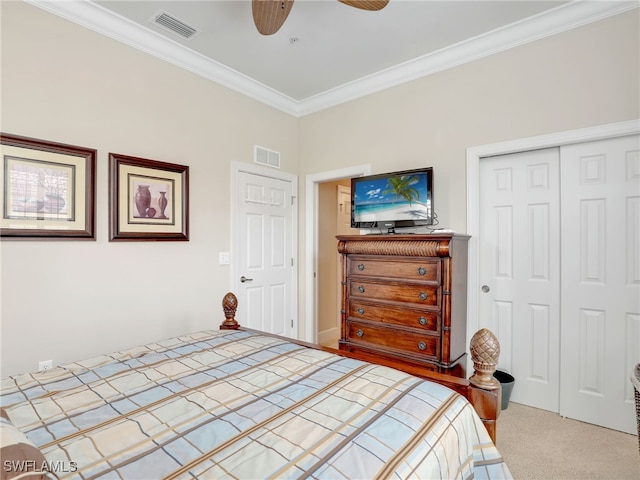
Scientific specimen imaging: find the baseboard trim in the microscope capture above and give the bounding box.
[317,327,340,347]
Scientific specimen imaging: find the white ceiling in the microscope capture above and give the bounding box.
[26,0,638,116]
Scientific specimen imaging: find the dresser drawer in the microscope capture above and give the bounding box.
[348,280,440,307]
[348,299,440,332]
[345,321,440,360]
[348,257,440,283]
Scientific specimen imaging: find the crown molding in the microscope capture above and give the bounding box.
[25,0,639,118]
[297,1,639,116]
[23,0,300,114]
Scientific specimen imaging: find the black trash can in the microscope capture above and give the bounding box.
[494,370,515,410]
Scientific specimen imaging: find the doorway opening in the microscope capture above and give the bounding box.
[304,165,371,344]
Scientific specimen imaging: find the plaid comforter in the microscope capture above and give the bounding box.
[1,330,511,479]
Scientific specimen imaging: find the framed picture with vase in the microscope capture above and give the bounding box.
[108,153,189,241]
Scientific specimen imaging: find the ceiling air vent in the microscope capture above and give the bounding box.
[151,11,199,39]
[254,146,281,169]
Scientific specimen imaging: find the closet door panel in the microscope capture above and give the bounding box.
[560,134,640,434]
[478,148,561,412]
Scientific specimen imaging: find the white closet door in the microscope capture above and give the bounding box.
[560,135,640,434]
[478,148,561,412]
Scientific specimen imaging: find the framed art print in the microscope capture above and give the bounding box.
[1,133,96,239]
[109,153,189,241]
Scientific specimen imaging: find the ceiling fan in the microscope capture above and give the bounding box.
[252,0,389,35]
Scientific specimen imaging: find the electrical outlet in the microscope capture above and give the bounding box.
[38,360,53,372]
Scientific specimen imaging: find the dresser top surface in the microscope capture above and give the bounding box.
[336,233,470,241]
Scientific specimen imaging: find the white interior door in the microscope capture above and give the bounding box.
[478,148,561,412]
[235,169,295,337]
[559,135,640,434]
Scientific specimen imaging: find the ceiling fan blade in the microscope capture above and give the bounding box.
[252,0,295,35]
[338,0,389,11]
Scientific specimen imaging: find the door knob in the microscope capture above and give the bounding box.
[240,276,254,283]
[481,285,490,293]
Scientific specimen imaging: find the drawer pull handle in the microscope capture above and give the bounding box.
[419,292,428,301]
[418,266,426,276]
[357,308,365,315]
[356,329,364,337]
[418,342,427,351]
[358,285,365,293]
[419,317,427,326]
[357,263,365,271]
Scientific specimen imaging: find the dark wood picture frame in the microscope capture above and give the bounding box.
[109,153,189,241]
[0,133,96,239]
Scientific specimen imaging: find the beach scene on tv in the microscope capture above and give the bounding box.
[353,172,431,223]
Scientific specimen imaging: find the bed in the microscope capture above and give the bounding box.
[1,293,511,480]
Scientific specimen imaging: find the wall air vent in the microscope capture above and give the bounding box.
[151,11,199,39]
[254,146,281,169]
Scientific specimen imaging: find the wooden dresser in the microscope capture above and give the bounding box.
[337,234,469,374]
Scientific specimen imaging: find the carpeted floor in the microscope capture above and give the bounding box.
[496,402,639,479]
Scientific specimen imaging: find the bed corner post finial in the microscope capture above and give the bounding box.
[469,328,501,390]
[220,292,240,330]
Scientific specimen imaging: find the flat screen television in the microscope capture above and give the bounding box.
[351,167,434,232]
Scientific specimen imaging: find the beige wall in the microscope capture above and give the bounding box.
[296,11,638,342]
[298,10,640,234]
[1,2,638,375]
[0,2,298,376]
